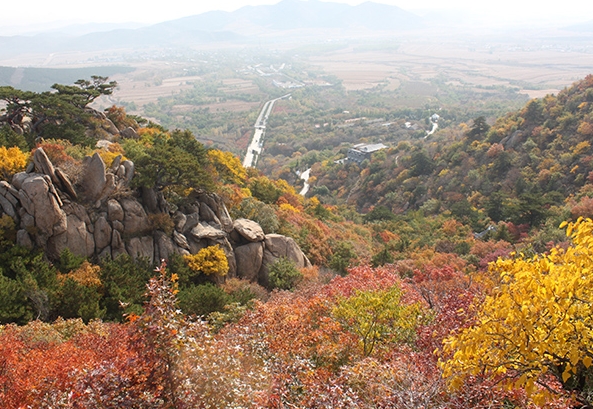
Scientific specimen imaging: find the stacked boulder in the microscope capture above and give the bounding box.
[2,148,310,287]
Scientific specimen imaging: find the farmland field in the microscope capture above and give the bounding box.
[309,36,593,97]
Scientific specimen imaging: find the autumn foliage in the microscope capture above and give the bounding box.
[0,146,28,180]
[442,217,593,407]
[183,244,229,276]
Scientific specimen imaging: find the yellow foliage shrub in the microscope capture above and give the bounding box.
[278,202,300,213]
[0,146,29,180]
[184,245,229,276]
[94,142,126,168]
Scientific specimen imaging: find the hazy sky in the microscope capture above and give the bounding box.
[2,0,592,35]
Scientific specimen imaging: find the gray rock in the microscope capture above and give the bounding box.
[199,203,221,225]
[103,118,119,135]
[20,213,34,229]
[259,234,311,287]
[501,130,524,149]
[182,212,200,233]
[18,174,67,238]
[110,155,122,173]
[116,165,126,178]
[98,246,112,261]
[12,172,29,190]
[187,236,207,254]
[94,216,112,251]
[0,181,19,206]
[111,230,127,259]
[16,229,33,249]
[18,189,34,215]
[96,140,113,150]
[190,222,226,240]
[173,211,187,232]
[67,214,96,257]
[55,169,77,200]
[197,193,220,215]
[197,193,233,231]
[0,195,17,219]
[142,187,159,214]
[46,177,63,208]
[173,230,190,250]
[48,213,95,259]
[98,173,116,202]
[63,202,91,226]
[33,148,58,184]
[122,160,134,183]
[155,191,170,214]
[112,220,124,233]
[120,198,149,236]
[107,199,124,222]
[154,231,179,261]
[183,204,200,214]
[233,218,265,242]
[235,242,264,282]
[214,199,234,233]
[229,229,242,243]
[120,127,139,139]
[127,236,154,263]
[81,153,107,202]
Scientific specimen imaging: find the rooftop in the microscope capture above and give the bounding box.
[352,143,387,153]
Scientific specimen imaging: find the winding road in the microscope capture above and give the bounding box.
[424,120,438,139]
[299,168,311,196]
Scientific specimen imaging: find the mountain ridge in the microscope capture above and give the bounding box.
[0,0,423,59]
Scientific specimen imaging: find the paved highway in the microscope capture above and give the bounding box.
[243,93,291,168]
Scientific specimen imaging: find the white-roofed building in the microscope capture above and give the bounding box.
[347,143,387,163]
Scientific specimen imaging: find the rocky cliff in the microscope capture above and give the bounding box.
[1,148,310,286]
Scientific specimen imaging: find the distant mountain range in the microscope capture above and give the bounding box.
[0,0,423,58]
[156,0,423,32]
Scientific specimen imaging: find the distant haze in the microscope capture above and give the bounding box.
[2,0,593,36]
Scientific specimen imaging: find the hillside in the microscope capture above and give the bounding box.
[2,76,593,407]
[312,75,593,233]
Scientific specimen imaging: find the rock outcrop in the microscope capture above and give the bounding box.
[2,148,310,286]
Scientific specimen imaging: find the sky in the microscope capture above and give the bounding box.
[2,0,593,36]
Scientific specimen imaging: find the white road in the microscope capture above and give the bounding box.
[299,168,311,196]
[424,120,439,139]
[243,93,291,168]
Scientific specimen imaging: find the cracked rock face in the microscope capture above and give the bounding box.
[234,242,264,282]
[81,152,107,202]
[2,151,311,286]
[18,174,67,239]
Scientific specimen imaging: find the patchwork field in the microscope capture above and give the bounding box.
[308,32,593,96]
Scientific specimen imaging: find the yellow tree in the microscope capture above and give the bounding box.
[207,149,247,185]
[441,217,593,406]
